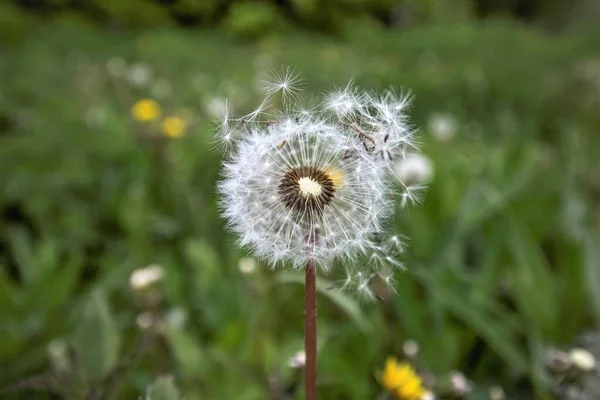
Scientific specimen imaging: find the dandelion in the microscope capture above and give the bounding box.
[380,357,432,400]
[132,99,161,122]
[161,116,187,138]
[215,68,420,399]
[217,74,416,272]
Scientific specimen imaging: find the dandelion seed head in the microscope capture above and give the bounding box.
[216,69,422,289]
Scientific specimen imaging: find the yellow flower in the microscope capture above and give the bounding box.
[161,116,187,138]
[131,99,161,122]
[381,357,430,400]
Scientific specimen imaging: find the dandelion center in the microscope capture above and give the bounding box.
[278,166,336,215]
[298,177,323,197]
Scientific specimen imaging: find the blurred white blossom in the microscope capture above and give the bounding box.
[449,371,472,396]
[428,113,457,142]
[127,63,152,88]
[238,257,257,274]
[129,264,164,291]
[569,348,596,372]
[394,153,434,186]
[288,350,306,368]
[136,312,154,330]
[489,385,505,400]
[402,339,420,358]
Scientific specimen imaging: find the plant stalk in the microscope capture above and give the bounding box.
[305,260,317,400]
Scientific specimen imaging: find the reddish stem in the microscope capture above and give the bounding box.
[305,260,317,400]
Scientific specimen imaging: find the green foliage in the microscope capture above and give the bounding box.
[145,376,179,400]
[0,20,599,399]
[72,291,121,381]
[0,1,31,44]
[222,2,287,39]
[3,0,598,40]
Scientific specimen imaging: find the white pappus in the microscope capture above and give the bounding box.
[215,68,422,298]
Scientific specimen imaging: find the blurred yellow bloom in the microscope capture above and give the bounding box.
[381,357,430,400]
[131,99,161,122]
[161,116,187,138]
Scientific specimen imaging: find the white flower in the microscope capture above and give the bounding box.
[394,153,434,185]
[569,348,596,372]
[402,339,420,358]
[127,62,152,88]
[288,350,306,368]
[136,312,154,329]
[216,68,420,293]
[238,257,257,274]
[449,371,472,396]
[489,385,505,400]
[428,113,456,142]
[129,264,164,291]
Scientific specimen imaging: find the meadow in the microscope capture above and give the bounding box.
[1,18,600,399]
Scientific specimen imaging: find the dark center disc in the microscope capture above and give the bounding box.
[278,166,336,216]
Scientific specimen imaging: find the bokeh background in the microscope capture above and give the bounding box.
[1,1,600,399]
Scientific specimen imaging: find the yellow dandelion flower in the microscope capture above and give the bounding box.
[131,99,161,122]
[381,357,431,400]
[161,116,187,138]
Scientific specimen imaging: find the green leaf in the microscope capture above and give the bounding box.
[505,216,557,337]
[420,270,528,374]
[162,326,207,379]
[72,290,121,381]
[583,233,600,325]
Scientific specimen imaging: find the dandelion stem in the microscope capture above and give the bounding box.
[305,259,317,400]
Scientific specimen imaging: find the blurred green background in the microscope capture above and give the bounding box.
[1,1,600,399]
